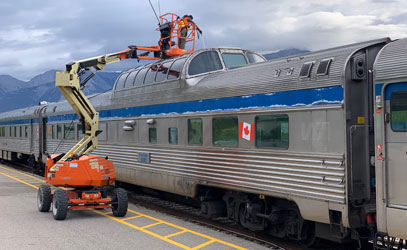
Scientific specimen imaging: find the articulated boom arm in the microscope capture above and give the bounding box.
[52,49,136,166]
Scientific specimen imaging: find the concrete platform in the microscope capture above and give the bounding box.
[0,165,277,250]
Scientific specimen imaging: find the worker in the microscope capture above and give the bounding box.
[179,15,202,49]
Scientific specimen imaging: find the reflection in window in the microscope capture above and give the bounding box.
[124,70,139,88]
[188,118,202,145]
[247,53,265,63]
[144,65,159,84]
[149,128,157,143]
[77,123,83,139]
[256,115,289,149]
[188,51,222,76]
[222,53,247,69]
[155,62,172,82]
[57,124,62,139]
[115,73,129,90]
[168,58,186,80]
[391,91,407,131]
[64,124,75,140]
[213,117,238,147]
[168,127,178,144]
[134,68,149,86]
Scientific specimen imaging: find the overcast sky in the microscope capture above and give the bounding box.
[0,0,406,80]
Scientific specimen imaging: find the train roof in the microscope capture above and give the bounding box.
[374,37,407,82]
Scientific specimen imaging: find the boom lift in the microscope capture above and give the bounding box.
[36,12,200,220]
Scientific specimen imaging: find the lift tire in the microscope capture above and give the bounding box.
[112,188,128,217]
[52,189,68,220]
[37,184,52,212]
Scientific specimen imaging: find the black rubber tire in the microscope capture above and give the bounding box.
[37,185,51,212]
[52,189,69,220]
[112,188,128,217]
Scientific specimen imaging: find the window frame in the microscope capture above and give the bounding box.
[212,116,239,147]
[255,114,289,149]
[168,127,178,145]
[390,91,407,132]
[149,127,157,144]
[187,51,224,77]
[188,118,203,145]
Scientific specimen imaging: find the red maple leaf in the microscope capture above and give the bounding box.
[244,126,250,135]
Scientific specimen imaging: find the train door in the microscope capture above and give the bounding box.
[380,82,407,238]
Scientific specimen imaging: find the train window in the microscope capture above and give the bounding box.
[64,124,75,140]
[144,65,159,85]
[188,51,222,76]
[155,62,173,82]
[149,128,157,144]
[246,53,265,63]
[124,70,139,88]
[19,126,22,138]
[114,72,130,91]
[12,127,16,137]
[168,127,178,144]
[51,125,55,139]
[316,59,332,76]
[134,67,149,86]
[390,91,407,131]
[299,62,314,78]
[188,118,203,145]
[57,125,62,139]
[2,127,5,137]
[0,127,2,137]
[212,117,238,147]
[168,58,186,80]
[222,53,247,69]
[77,123,83,139]
[255,115,289,149]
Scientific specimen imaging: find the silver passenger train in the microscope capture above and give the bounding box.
[1,38,407,247]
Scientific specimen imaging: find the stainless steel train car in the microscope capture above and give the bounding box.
[1,39,407,247]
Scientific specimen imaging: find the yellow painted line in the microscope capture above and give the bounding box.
[141,221,162,229]
[0,166,247,250]
[192,239,216,250]
[164,230,187,239]
[0,171,39,190]
[0,165,45,182]
[127,209,248,250]
[121,215,142,221]
[93,209,193,250]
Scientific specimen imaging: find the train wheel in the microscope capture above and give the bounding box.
[112,188,128,217]
[300,221,320,247]
[37,184,51,212]
[52,189,68,220]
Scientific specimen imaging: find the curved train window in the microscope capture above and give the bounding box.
[299,62,314,78]
[144,65,159,84]
[64,124,75,140]
[155,61,173,82]
[188,118,202,145]
[390,91,407,131]
[124,70,139,88]
[188,51,222,76]
[134,67,149,86]
[317,59,332,76]
[168,58,186,80]
[255,115,289,149]
[222,53,247,69]
[246,53,265,63]
[168,127,178,144]
[115,72,129,91]
[213,117,238,147]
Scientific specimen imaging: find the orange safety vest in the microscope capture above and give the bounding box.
[180,17,191,29]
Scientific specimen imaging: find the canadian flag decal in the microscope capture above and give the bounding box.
[239,122,254,141]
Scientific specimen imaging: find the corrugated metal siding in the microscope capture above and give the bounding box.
[374,38,407,82]
[47,141,345,203]
[0,139,31,154]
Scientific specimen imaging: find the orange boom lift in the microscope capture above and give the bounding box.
[36,12,200,220]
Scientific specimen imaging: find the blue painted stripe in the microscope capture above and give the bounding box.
[0,118,39,126]
[384,82,407,100]
[5,86,344,125]
[375,83,384,96]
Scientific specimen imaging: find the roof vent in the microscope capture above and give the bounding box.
[316,59,332,76]
[299,62,314,78]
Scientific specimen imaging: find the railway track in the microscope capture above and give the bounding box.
[4,161,362,250]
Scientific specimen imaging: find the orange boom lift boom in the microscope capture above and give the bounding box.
[36,12,200,220]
